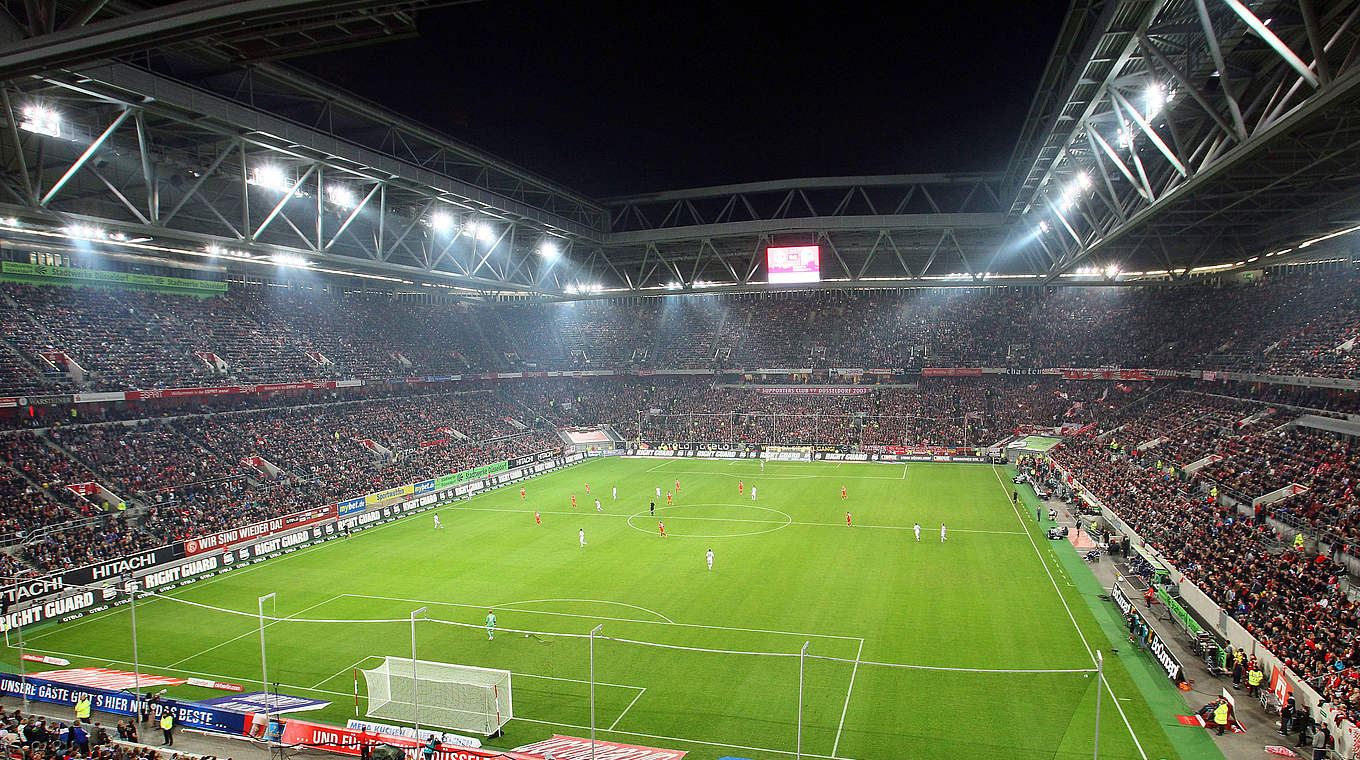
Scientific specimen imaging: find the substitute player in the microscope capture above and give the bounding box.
[485,610,496,641]
[706,548,714,570]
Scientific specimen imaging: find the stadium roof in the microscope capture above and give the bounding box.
[0,0,1357,297]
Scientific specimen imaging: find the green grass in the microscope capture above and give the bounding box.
[1019,435,1064,451]
[3,458,1190,760]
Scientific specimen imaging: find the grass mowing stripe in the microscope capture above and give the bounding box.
[993,465,1150,760]
[1047,533,1226,760]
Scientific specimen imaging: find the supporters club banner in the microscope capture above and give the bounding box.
[921,367,984,377]
[1061,368,1154,381]
[755,387,869,395]
[0,671,248,734]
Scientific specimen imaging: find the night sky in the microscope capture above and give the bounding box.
[294,1,1070,198]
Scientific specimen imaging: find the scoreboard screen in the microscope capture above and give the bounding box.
[766,246,821,284]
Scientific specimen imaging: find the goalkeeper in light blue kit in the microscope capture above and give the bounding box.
[485,610,496,640]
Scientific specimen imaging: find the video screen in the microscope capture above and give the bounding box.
[766,246,821,283]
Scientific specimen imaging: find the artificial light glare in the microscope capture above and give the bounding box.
[250,165,291,192]
[429,212,455,234]
[19,105,60,137]
[325,184,357,210]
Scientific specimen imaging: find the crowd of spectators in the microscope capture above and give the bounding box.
[0,266,1354,395]
[1047,433,1360,713]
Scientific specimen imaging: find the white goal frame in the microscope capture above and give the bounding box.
[361,656,511,736]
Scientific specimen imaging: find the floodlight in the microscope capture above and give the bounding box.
[538,240,560,259]
[1105,265,1120,278]
[19,105,60,137]
[325,184,357,210]
[63,223,105,240]
[1145,83,1167,119]
[1038,220,1050,233]
[270,253,309,267]
[251,165,290,192]
[1076,171,1092,189]
[429,212,455,234]
[475,222,497,243]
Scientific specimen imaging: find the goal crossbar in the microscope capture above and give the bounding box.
[361,656,511,736]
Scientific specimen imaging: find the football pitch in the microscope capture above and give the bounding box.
[3,459,1199,760]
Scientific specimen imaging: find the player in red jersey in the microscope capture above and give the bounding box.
[666,491,673,505]
[841,486,847,500]
[570,494,577,509]
[585,483,590,495]
[659,522,666,537]
[675,479,680,493]
[520,487,526,500]
[534,511,541,525]
[846,511,852,526]
[738,480,744,495]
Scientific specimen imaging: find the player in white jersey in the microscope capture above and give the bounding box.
[612,486,617,501]
[595,499,603,512]
[579,528,586,547]
[656,486,662,498]
[914,522,921,541]
[940,523,948,542]
[706,548,714,570]
[751,486,757,500]
[760,458,765,472]
[433,514,444,529]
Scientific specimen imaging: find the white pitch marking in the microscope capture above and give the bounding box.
[991,465,1149,760]
[608,686,647,731]
[832,637,864,756]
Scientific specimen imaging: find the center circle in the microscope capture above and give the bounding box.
[625,503,793,538]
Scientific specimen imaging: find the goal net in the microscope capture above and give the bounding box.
[361,656,512,736]
[762,445,813,462]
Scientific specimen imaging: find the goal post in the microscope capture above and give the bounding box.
[761,445,813,462]
[360,657,511,736]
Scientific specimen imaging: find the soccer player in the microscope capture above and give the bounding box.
[534,511,541,525]
[706,548,714,570]
[579,528,586,547]
[940,523,948,542]
[656,486,662,498]
[760,458,765,472]
[520,487,526,500]
[585,483,590,495]
[595,499,603,512]
[846,511,852,527]
[751,486,757,500]
[612,486,617,501]
[666,491,673,505]
[738,480,744,495]
[571,494,577,509]
[913,522,921,542]
[658,522,666,537]
[433,514,444,529]
[649,501,655,516]
[841,486,847,500]
[485,610,496,641]
[675,479,680,493]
